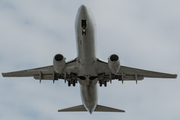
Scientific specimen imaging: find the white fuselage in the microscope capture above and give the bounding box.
[75,5,98,114]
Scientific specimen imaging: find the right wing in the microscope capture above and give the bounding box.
[2,65,59,81]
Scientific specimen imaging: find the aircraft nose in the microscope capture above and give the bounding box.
[80,4,87,11]
[79,4,88,17]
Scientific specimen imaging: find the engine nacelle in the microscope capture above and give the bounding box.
[53,54,66,73]
[108,54,120,74]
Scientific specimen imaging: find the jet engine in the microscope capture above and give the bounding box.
[53,54,66,73]
[108,54,120,74]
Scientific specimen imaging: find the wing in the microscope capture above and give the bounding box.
[2,65,59,81]
[2,58,78,82]
[118,66,177,79]
[97,59,177,82]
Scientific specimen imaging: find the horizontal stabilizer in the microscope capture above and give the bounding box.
[95,105,125,112]
[58,104,125,113]
[58,105,87,112]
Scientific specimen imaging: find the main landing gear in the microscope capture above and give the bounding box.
[99,80,107,87]
[68,80,76,87]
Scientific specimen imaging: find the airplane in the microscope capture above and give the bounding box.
[2,4,177,114]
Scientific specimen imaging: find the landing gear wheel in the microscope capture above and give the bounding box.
[104,81,107,87]
[99,81,102,87]
[73,80,76,86]
[68,81,71,87]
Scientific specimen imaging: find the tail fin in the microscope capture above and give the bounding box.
[58,105,87,112]
[95,105,125,112]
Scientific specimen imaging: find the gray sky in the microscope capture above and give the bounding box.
[0,0,180,120]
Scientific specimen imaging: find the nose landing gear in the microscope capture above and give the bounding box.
[82,20,87,35]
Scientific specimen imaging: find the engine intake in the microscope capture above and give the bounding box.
[108,54,120,74]
[110,54,119,61]
[55,54,63,61]
[53,54,66,73]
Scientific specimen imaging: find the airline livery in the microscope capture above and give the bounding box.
[2,5,177,114]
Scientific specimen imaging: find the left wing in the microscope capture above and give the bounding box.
[97,59,177,82]
[118,65,177,79]
[2,58,78,82]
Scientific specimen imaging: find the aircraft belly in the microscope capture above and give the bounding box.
[77,31,97,78]
[75,4,99,113]
[77,33,96,61]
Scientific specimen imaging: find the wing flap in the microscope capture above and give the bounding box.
[113,74,144,80]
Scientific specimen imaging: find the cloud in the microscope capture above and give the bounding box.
[0,0,179,120]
